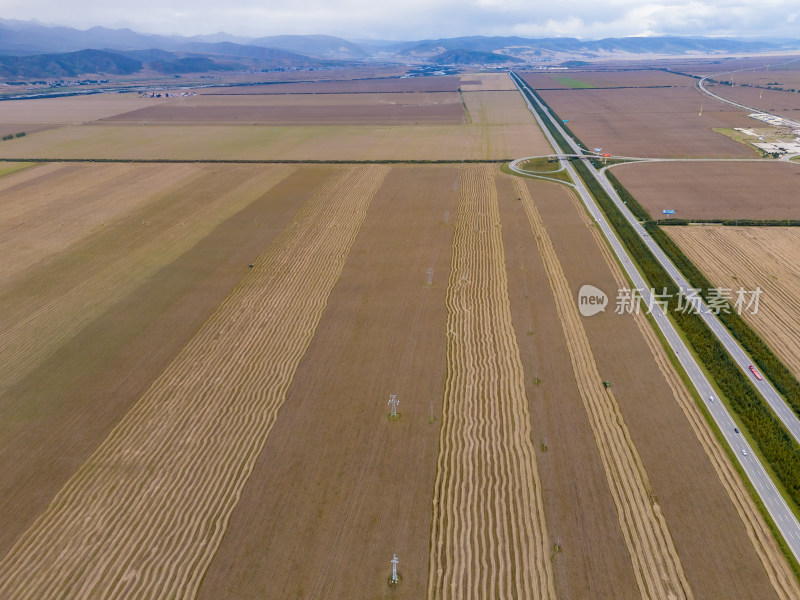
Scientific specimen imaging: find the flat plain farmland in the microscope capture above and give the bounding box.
[195,75,461,94]
[612,161,800,219]
[706,83,800,113]
[535,86,757,158]
[0,164,391,598]
[459,72,518,90]
[101,91,465,125]
[0,93,151,137]
[720,66,800,90]
[521,70,694,89]
[503,176,792,600]
[197,165,458,600]
[0,163,345,555]
[0,79,549,160]
[667,226,800,380]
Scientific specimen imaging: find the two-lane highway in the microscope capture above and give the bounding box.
[510,70,800,562]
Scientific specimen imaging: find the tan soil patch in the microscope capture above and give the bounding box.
[459,73,517,91]
[613,161,800,220]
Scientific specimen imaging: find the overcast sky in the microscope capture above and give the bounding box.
[2,0,798,40]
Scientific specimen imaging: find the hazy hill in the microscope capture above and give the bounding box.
[248,34,367,60]
[0,49,142,78]
[430,49,523,65]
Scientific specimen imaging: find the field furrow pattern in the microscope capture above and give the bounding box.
[0,165,390,599]
[427,165,556,600]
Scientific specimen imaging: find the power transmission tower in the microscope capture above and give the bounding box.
[390,553,399,585]
[388,394,399,420]
[427,267,434,286]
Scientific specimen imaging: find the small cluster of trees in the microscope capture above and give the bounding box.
[1,132,26,141]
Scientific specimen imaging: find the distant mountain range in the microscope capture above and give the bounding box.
[1,19,798,79]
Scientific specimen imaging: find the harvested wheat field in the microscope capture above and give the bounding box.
[612,160,800,220]
[667,226,800,380]
[197,165,459,600]
[0,159,797,599]
[0,163,341,557]
[504,176,793,600]
[536,86,757,158]
[426,165,556,600]
[0,164,390,597]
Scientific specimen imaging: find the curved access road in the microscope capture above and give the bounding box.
[510,70,800,563]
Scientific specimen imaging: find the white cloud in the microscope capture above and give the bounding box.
[2,0,798,40]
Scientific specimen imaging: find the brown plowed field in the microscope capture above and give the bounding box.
[707,83,800,113]
[102,92,465,125]
[536,86,756,158]
[197,165,458,600]
[612,161,800,220]
[427,165,556,600]
[667,226,800,380]
[196,75,461,94]
[522,70,693,89]
[0,165,389,597]
[525,178,785,599]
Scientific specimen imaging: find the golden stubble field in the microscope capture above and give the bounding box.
[667,226,800,380]
[0,71,797,600]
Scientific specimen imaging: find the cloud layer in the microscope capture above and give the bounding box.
[3,0,798,40]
